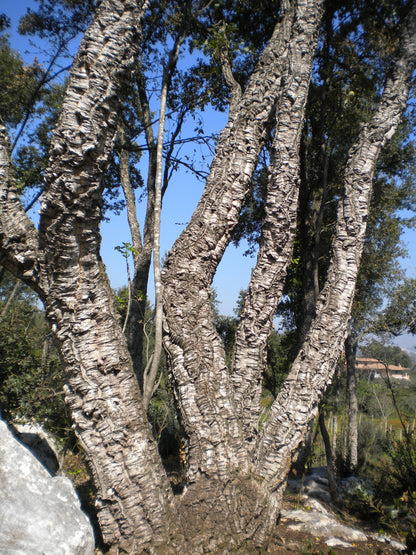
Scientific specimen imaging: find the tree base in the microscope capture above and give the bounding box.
[167,473,276,554]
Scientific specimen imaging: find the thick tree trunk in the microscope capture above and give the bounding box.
[1,2,174,551]
[161,1,323,550]
[255,1,416,536]
[39,2,174,548]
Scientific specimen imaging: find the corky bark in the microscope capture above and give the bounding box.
[230,0,323,443]
[160,2,324,550]
[1,1,174,551]
[255,0,416,519]
[0,124,40,292]
[162,0,324,485]
[2,0,415,552]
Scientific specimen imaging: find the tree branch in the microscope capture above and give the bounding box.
[231,0,323,444]
[255,0,416,514]
[0,121,41,295]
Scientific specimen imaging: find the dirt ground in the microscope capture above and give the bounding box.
[268,523,403,554]
[64,452,408,554]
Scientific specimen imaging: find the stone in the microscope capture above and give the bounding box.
[10,420,60,475]
[283,466,406,552]
[0,419,95,555]
[287,467,332,503]
[326,537,354,548]
[282,507,368,542]
[370,533,406,551]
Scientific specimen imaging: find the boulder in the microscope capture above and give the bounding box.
[10,420,60,475]
[281,507,368,543]
[284,466,406,552]
[0,419,95,555]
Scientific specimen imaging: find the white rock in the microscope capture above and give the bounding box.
[284,508,367,542]
[0,419,95,554]
[326,537,354,548]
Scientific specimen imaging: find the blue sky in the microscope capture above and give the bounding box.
[4,1,416,353]
[4,0,255,316]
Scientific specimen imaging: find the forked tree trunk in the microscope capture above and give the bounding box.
[163,0,415,551]
[254,2,416,537]
[162,0,316,483]
[162,0,323,549]
[1,0,415,553]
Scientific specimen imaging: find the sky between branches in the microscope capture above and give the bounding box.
[5,0,416,354]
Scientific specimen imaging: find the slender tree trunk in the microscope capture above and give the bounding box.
[0,278,20,323]
[143,30,186,410]
[122,64,157,390]
[319,410,341,506]
[345,333,359,472]
[123,44,187,393]
[331,365,340,460]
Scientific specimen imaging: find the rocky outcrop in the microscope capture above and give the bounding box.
[0,418,95,554]
[10,420,61,475]
[284,467,406,551]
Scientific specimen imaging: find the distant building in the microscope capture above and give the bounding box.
[355,357,411,381]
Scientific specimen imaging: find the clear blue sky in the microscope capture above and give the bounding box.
[4,1,416,354]
[4,0,255,316]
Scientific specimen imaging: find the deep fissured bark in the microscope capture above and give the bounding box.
[1,1,173,551]
[1,0,415,552]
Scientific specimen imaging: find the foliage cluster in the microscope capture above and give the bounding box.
[0,272,69,436]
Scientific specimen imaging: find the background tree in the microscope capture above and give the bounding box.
[0,270,66,430]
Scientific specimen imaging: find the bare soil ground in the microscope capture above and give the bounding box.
[64,452,407,554]
[268,495,406,554]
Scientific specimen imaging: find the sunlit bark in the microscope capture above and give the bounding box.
[162,0,322,484]
[1,0,415,552]
[230,0,323,442]
[255,0,416,520]
[1,1,174,551]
